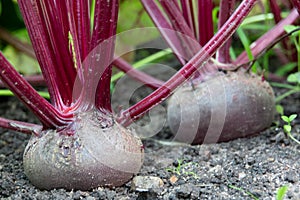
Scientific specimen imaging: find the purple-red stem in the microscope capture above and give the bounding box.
[270,0,293,60]
[234,8,299,65]
[113,57,164,89]
[216,0,236,63]
[270,0,282,23]
[180,0,196,37]
[0,26,162,90]
[0,117,42,135]
[197,0,214,46]
[73,0,91,60]
[77,0,118,111]
[0,53,72,128]
[119,0,258,126]
[141,0,187,65]
[0,28,36,59]
[18,0,69,110]
[0,75,45,88]
[291,0,300,14]
[39,1,78,106]
[159,0,199,60]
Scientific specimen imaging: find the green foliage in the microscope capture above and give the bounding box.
[212,6,220,33]
[2,45,40,75]
[276,104,284,116]
[68,31,78,69]
[0,89,49,99]
[236,27,259,73]
[273,72,300,103]
[228,185,259,200]
[117,1,158,46]
[287,72,300,84]
[229,184,290,200]
[276,185,289,200]
[111,48,172,83]
[281,113,300,145]
[284,25,300,72]
[166,159,199,179]
[275,62,297,76]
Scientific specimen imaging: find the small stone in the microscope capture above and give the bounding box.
[169,175,178,184]
[175,183,199,198]
[285,172,298,183]
[131,176,164,192]
[203,150,211,161]
[238,172,246,180]
[119,197,130,200]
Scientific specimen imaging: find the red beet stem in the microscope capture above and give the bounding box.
[216,0,236,63]
[75,0,118,112]
[0,28,36,59]
[141,0,187,65]
[180,0,196,37]
[234,8,299,65]
[197,0,214,46]
[291,0,300,14]
[0,117,42,135]
[18,0,75,109]
[0,53,72,128]
[113,57,164,89]
[73,0,91,60]
[118,0,258,126]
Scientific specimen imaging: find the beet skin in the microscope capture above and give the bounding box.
[167,71,276,144]
[23,110,144,190]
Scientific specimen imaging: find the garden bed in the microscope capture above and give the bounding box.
[0,78,299,199]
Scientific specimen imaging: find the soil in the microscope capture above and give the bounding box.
[0,67,300,199]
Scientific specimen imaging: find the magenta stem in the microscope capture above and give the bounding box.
[180,0,196,37]
[216,0,236,63]
[141,0,186,65]
[0,75,45,88]
[113,57,164,89]
[197,0,214,46]
[234,8,299,65]
[269,0,282,23]
[291,0,300,14]
[159,0,199,60]
[0,53,72,128]
[18,0,68,110]
[73,0,91,60]
[0,28,36,59]
[77,0,118,111]
[119,0,258,126]
[0,117,42,136]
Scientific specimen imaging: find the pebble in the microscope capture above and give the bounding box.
[169,175,178,184]
[131,176,164,192]
[285,171,299,183]
[238,172,247,180]
[175,183,200,199]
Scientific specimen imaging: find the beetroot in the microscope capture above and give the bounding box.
[23,110,143,190]
[167,71,276,144]
[0,0,290,191]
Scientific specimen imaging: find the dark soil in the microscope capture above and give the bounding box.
[0,70,300,199]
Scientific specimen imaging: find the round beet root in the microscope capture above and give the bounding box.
[23,110,144,190]
[167,71,275,144]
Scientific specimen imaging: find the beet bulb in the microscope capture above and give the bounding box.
[23,109,144,190]
[167,71,276,144]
